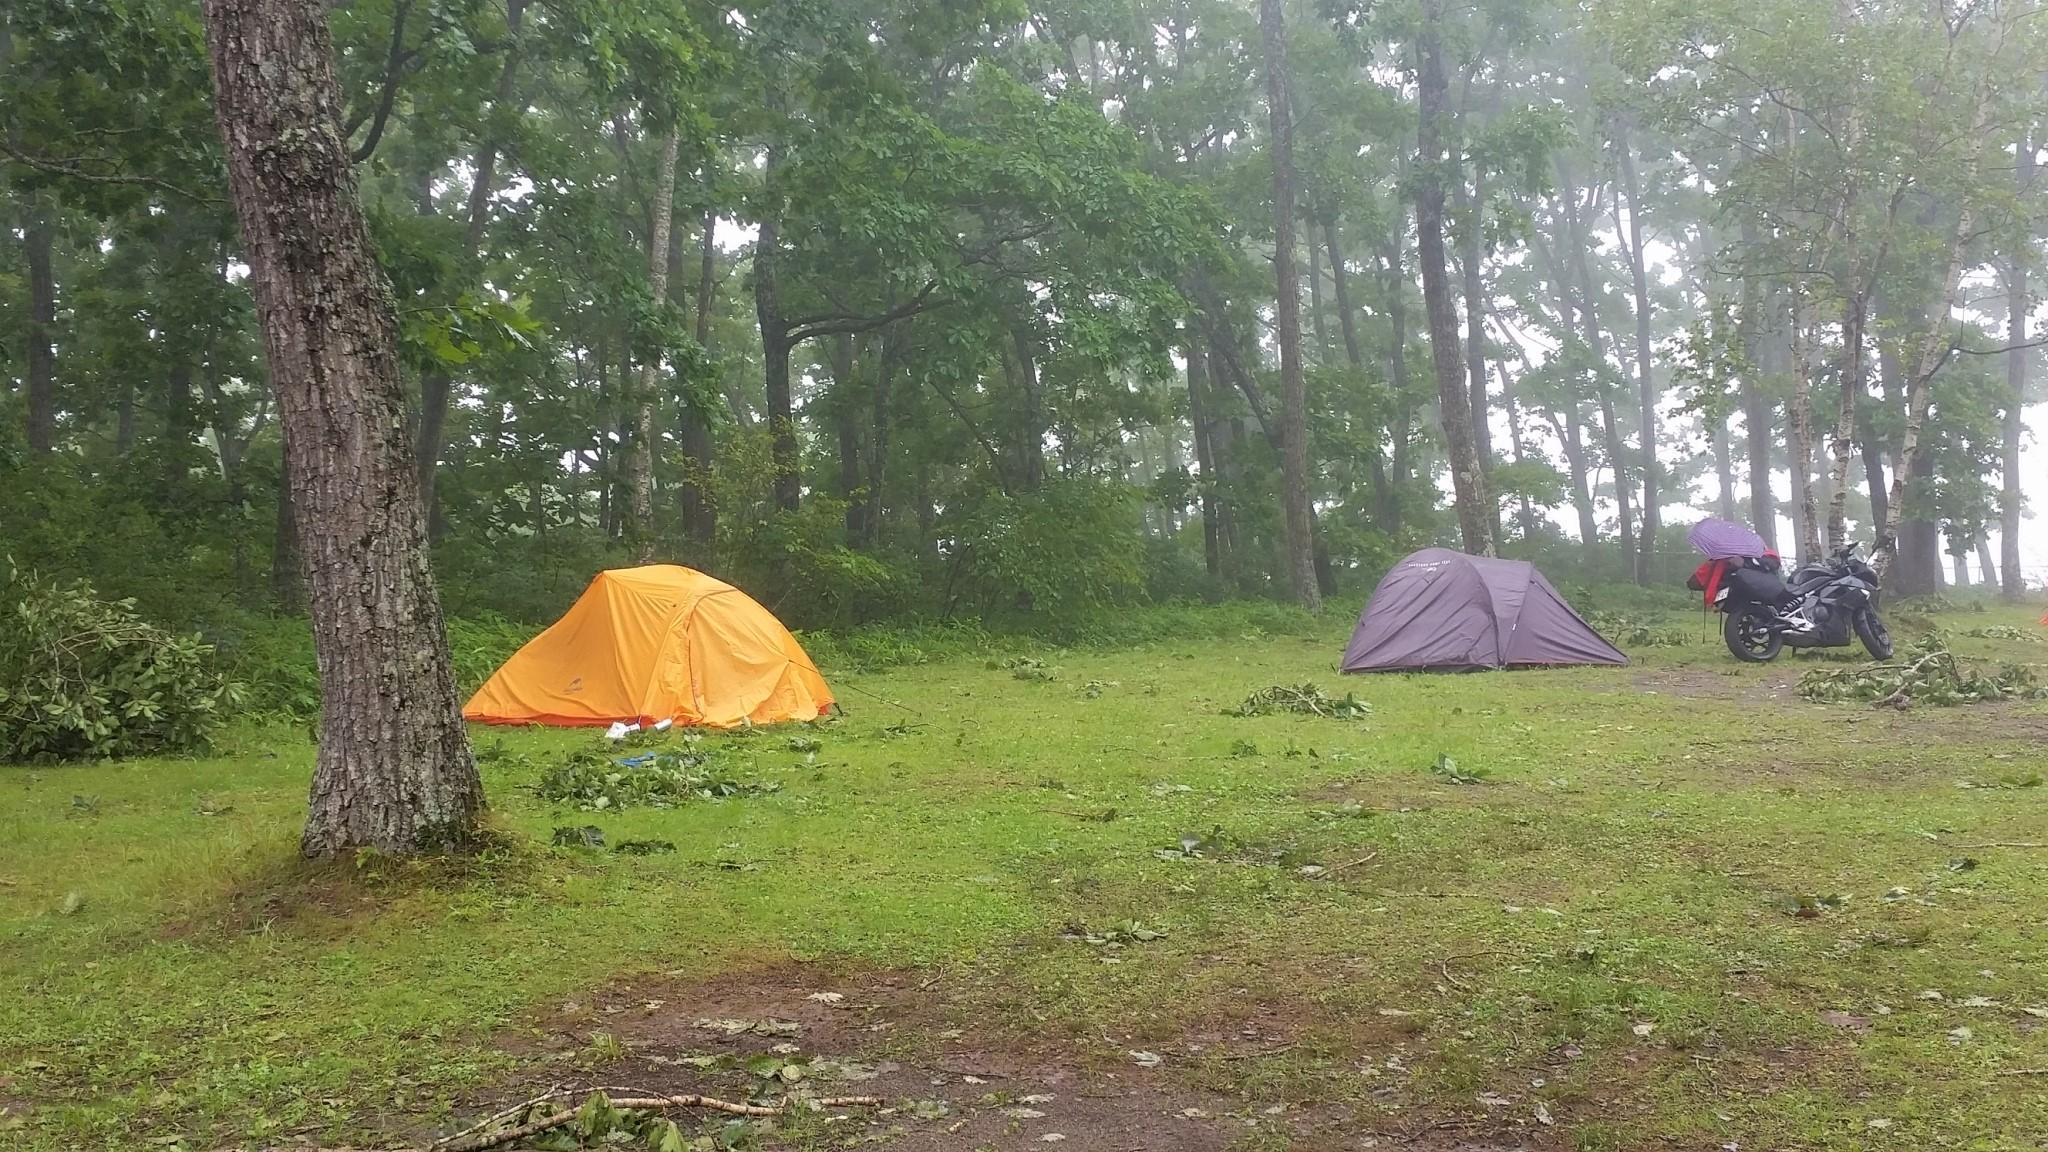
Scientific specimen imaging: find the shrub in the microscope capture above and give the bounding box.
[0,565,242,761]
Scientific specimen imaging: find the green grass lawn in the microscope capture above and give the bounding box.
[5,600,2047,1151]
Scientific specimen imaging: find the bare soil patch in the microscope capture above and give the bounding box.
[472,960,1540,1151]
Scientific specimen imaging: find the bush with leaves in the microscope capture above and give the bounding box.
[1797,633,2047,709]
[0,565,242,761]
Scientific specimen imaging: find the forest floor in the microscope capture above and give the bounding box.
[5,599,2048,1152]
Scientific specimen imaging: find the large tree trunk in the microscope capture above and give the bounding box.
[1260,0,1321,607]
[1616,132,1659,581]
[271,468,302,612]
[627,129,681,561]
[1977,533,1997,590]
[203,0,480,856]
[24,201,56,456]
[1414,0,1494,557]
[2004,140,2032,599]
[417,0,527,533]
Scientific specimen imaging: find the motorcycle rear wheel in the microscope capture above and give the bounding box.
[1855,610,1894,660]
[1724,607,1783,663]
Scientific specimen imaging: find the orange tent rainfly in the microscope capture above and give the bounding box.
[464,565,833,729]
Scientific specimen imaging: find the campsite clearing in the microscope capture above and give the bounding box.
[4,602,2047,1151]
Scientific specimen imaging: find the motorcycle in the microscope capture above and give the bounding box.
[1711,543,1894,664]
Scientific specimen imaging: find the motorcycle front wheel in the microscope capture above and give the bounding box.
[1724,607,1783,663]
[1855,610,1894,660]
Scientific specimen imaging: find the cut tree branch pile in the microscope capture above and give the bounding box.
[214,1089,884,1152]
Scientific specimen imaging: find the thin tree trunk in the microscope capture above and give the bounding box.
[866,325,895,548]
[1185,328,1224,579]
[1457,175,1493,472]
[1260,0,1321,607]
[627,129,680,561]
[1825,284,1872,549]
[1380,239,1412,533]
[679,210,717,555]
[1616,131,1659,581]
[1495,358,1538,538]
[1414,0,1493,557]
[1699,418,1732,527]
[1787,290,1822,562]
[755,138,801,513]
[1326,217,1390,524]
[203,0,480,856]
[1307,213,1330,362]
[1858,405,1888,542]
[1011,320,1047,490]
[2003,139,2032,599]
[24,202,56,455]
[831,332,864,539]
[417,0,526,532]
[1881,85,1994,580]
[1977,533,1997,589]
[1737,225,1777,547]
[1560,174,1631,563]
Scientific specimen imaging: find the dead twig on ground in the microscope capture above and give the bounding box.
[428,1089,882,1152]
[1310,851,1378,879]
[1998,1067,2048,1077]
[1218,1044,1296,1061]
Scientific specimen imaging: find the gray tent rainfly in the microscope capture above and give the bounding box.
[1341,549,1627,673]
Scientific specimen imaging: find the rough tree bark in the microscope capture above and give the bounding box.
[1414,0,1494,557]
[1259,0,1321,608]
[202,0,480,856]
[627,129,681,561]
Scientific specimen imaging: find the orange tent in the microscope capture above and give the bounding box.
[464,565,833,729]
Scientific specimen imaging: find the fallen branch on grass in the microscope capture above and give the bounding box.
[428,1089,883,1152]
[1310,851,1378,880]
[1998,1068,2048,1077]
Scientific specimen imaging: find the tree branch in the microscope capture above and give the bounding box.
[348,0,417,162]
[0,142,222,204]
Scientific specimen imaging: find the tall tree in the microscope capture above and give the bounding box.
[1260,0,1320,609]
[202,0,481,855]
[1414,0,1494,557]
[1615,126,1659,581]
[628,128,681,560]
[2003,136,2032,601]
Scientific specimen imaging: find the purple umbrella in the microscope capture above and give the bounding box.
[1687,517,1768,560]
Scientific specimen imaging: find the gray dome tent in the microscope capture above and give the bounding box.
[1341,549,1627,673]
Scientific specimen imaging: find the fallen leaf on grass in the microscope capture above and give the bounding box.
[1631,1022,1658,1037]
[1003,1107,1047,1119]
[1533,1101,1554,1126]
[806,992,846,1005]
[1039,1134,1067,1143]
[1129,1050,1162,1067]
